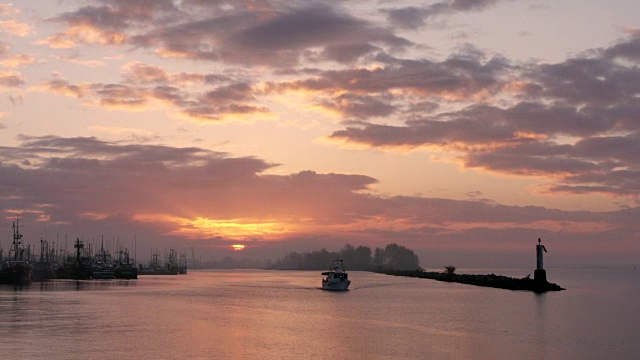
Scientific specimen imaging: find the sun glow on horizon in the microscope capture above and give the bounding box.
[133,213,297,239]
[231,244,246,251]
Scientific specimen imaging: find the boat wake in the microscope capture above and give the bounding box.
[349,281,415,290]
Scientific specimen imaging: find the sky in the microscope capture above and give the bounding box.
[1,0,639,267]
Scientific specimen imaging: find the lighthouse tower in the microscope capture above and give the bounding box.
[534,238,548,284]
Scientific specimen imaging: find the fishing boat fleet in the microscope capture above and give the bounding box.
[2,215,353,290]
[0,215,188,285]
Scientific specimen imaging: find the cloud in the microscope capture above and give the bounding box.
[383,0,503,30]
[37,63,271,122]
[0,71,24,87]
[327,34,640,199]
[604,30,640,61]
[0,53,36,68]
[44,2,410,67]
[53,54,107,68]
[222,5,409,65]
[2,135,638,261]
[41,0,179,48]
[319,93,396,119]
[265,51,510,120]
[0,20,33,37]
[0,135,375,240]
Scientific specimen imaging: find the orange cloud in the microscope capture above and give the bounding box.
[155,48,190,59]
[0,20,33,37]
[78,212,111,220]
[133,214,298,240]
[0,54,36,68]
[39,25,127,48]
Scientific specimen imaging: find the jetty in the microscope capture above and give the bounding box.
[377,269,564,293]
[377,238,565,293]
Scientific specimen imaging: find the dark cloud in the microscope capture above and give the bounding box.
[604,31,640,61]
[391,55,508,96]
[0,135,377,242]
[48,2,410,67]
[188,5,409,66]
[50,0,179,30]
[265,53,510,120]
[122,62,169,84]
[2,135,638,264]
[524,58,640,106]
[327,34,640,199]
[41,68,270,122]
[319,93,396,119]
[383,0,503,30]
[451,0,501,11]
[0,73,23,87]
[384,7,432,30]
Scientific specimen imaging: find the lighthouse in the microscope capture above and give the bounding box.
[534,238,548,284]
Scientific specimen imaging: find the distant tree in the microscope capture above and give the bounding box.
[352,245,372,270]
[384,243,420,270]
[306,248,335,270]
[272,242,419,271]
[339,244,372,270]
[339,244,356,265]
[372,247,385,269]
[444,265,456,275]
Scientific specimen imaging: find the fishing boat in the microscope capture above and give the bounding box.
[178,252,188,274]
[321,258,351,291]
[0,215,33,285]
[56,238,92,280]
[138,249,179,275]
[31,239,57,282]
[114,248,137,279]
[91,239,115,279]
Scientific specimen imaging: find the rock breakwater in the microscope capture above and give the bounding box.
[378,269,565,293]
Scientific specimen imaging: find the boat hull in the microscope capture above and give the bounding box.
[138,266,179,275]
[0,262,33,285]
[31,262,56,282]
[115,266,138,279]
[322,279,351,291]
[91,269,115,279]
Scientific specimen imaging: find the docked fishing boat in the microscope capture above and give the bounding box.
[321,258,351,291]
[0,215,33,285]
[56,238,92,280]
[91,239,115,279]
[114,248,137,279]
[31,239,57,282]
[178,252,188,274]
[138,249,179,275]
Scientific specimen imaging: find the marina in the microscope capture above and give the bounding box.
[0,216,187,284]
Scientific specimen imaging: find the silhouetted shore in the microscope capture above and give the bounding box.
[377,269,565,293]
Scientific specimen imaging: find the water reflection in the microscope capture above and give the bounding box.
[534,293,548,359]
[1,279,138,292]
[0,269,638,359]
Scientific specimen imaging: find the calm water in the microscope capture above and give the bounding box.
[1,268,638,359]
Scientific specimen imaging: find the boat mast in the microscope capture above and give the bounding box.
[12,215,23,261]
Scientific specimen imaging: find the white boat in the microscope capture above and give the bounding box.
[321,258,351,291]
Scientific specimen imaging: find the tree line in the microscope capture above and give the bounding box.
[270,243,420,271]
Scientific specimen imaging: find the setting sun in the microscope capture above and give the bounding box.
[231,244,246,251]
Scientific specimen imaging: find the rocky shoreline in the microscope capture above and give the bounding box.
[377,269,565,293]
